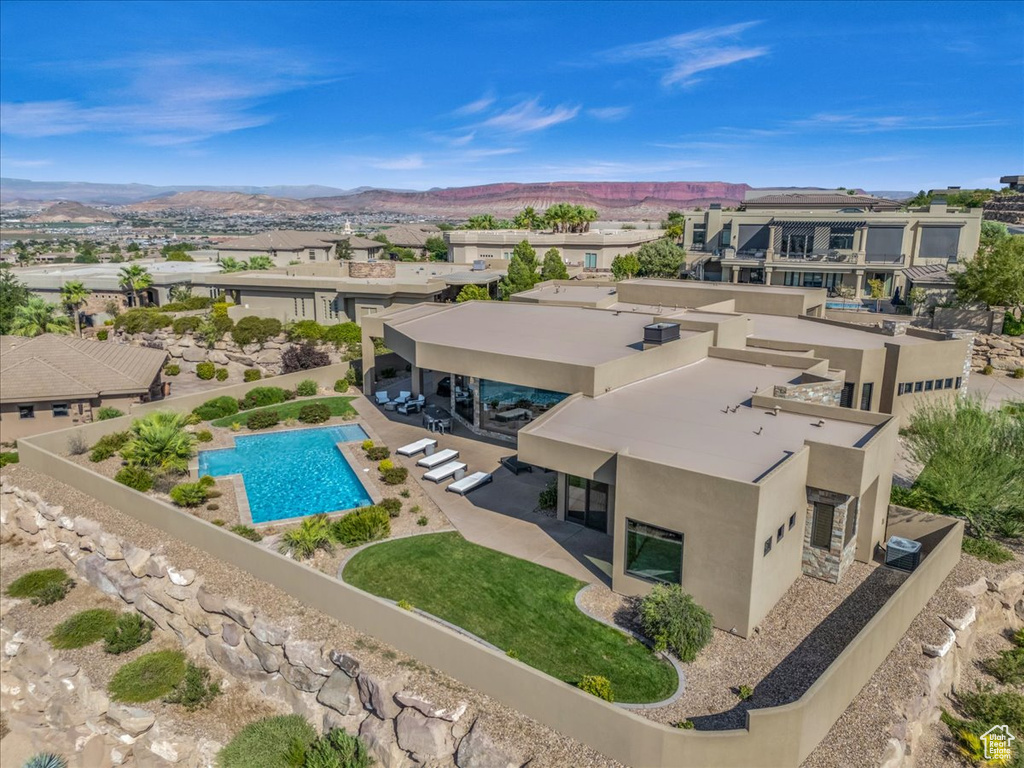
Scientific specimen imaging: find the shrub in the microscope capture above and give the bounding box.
[981,364,994,375]
[230,524,263,542]
[399,489,411,499]
[108,650,187,703]
[96,329,109,341]
[113,308,172,334]
[217,714,317,768]
[639,584,714,662]
[982,646,1024,685]
[283,389,297,400]
[889,484,938,513]
[577,675,613,702]
[170,482,208,507]
[321,321,361,349]
[958,685,1024,733]
[296,379,318,396]
[410,504,420,513]
[675,720,695,729]
[89,430,131,461]
[538,479,557,510]
[244,368,262,382]
[962,536,1014,563]
[115,466,154,492]
[95,406,125,425]
[23,755,68,768]
[334,378,348,393]
[246,409,279,430]
[279,513,334,559]
[361,439,374,452]
[162,296,214,311]
[1013,368,1024,379]
[193,395,239,421]
[215,368,229,382]
[330,506,390,546]
[417,515,428,526]
[212,518,226,526]
[67,434,89,455]
[164,662,220,711]
[736,684,754,700]
[231,316,282,347]
[282,342,331,373]
[378,458,394,472]
[0,451,19,468]
[240,386,288,409]
[381,467,408,485]
[49,609,118,649]
[287,320,325,341]
[1004,312,1024,337]
[379,497,402,517]
[298,403,332,424]
[195,361,216,380]
[206,503,220,511]
[397,599,414,611]
[196,429,213,443]
[365,445,390,461]
[172,315,201,335]
[7,569,74,604]
[304,728,372,768]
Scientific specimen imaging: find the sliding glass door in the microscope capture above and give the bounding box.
[565,475,609,533]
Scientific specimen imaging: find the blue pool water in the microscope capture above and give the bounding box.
[198,425,371,524]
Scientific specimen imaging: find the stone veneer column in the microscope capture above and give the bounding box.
[944,329,975,397]
[802,488,858,584]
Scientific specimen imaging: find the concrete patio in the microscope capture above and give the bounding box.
[356,379,613,586]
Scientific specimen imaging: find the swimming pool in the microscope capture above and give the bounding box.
[198,425,371,524]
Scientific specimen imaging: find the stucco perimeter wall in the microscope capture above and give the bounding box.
[17,417,963,768]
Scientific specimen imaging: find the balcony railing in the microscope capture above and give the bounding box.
[772,250,853,263]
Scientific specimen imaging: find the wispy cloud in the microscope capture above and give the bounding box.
[587,106,631,122]
[791,112,1007,133]
[479,98,580,133]
[0,49,330,145]
[370,154,425,170]
[453,94,496,116]
[604,22,769,87]
[0,156,53,168]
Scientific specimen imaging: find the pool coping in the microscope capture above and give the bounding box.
[196,422,381,528]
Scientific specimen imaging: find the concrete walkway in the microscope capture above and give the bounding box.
[354,389,613,586]
[967,372,1024,408]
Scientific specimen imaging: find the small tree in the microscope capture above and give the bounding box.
[907,286,928,315]
[955,234,1024,318]
[456,284,490,302]
[335,238,354,261]
[282,342,330,373]
[611,253,641,281]
[639,584,713,662]
[425,236,448,261]
[636,239,686,278]
[540,248,569,281]
[867,278,886,312]
[498,239,540,299]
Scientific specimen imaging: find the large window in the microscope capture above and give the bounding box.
[584,253,598,269]
[811,502,834,550]
[692,226,706,247]
[829,233,854,250]
[626,519,683,585]
[566,475,609,533]
[52,403,70,417]
[860,383,874,411]
[840,382,855,408]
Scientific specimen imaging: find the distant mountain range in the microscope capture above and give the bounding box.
[0,178,369,204]
[27,200,118,223]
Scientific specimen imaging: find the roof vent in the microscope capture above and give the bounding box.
[643,321,680,346]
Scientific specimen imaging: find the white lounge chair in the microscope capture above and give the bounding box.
[423,461,466,483]
[374,391,391,406]
[397,438,437,457]
[394,390,412,405]
[447,472,493,495]
[398,394,425,414]
[417,448,459,468]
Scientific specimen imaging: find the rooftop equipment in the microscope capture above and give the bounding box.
[884,536,922,572]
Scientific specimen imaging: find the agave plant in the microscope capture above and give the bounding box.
[279,513,334,559]
[23,753,69,768]
[120,411,197,473]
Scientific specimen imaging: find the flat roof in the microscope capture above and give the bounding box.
[15,260,223,278]
[528,357,875,481]
[624,278,825,297]
[746,313,928,350]
[385,301,701,366]
[515,283,620,304]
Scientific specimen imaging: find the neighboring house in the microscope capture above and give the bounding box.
[217,230,385,265]
[444,229,664,270]
[361,280,936,636]
[685,197,982,298]
[0,334,167,440]
[903,263,958,309]
[378,224,441,257]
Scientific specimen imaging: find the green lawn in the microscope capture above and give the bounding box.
[344,532,677,703]
[211,396,356,427]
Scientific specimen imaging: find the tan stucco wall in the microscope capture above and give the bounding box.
[617,280,825,317]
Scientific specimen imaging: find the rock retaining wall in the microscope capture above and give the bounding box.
[0,480,521,768]
[970,332,1024,374]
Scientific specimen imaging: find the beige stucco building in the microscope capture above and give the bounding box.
[217,230,386,266]
[684,196,983,299]
[444,229,664,270]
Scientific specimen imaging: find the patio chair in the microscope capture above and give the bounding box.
[500,456,533,475]
[397,437,437,457]
[417,448,459,469]
[374,391,391,406]
[398,394,425,414]
[423,461,466,483]
[394,391,412,405]
[447,472,493,495]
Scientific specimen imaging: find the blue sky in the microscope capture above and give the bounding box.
[1,1,1021,191]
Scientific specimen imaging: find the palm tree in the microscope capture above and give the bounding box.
[278,513,334,559]
[59,280,91,337]
[11,297,73,337]
[120,411,196,473]
[168,282,193,303]
[118,265,152,308]
[247,255,273,270]
[218,256,249,273]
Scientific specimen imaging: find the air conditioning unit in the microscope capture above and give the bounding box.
[885,536,922,572]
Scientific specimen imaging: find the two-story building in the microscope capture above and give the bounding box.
[444,229,664,270]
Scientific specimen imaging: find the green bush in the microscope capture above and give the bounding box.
[296,379,318,396]
[638,584,714,662]
[417,515,428,526]
[330,506,390,546]
[115,466,154,492]
[279,513,334,559]
[230,524,263,542]
[360,439,374,452]
[195,361,216,380]
[981,364,994,375]
[244,368,262,382]
[675,719,695,729]
[246,409,279,430]
[89,430,131,462]
[379,497,402,517]
[0,451,18,468]
[577,675,613,702]
[378,458,394,472]
[304,728,372,768]
[104,612,154,655]
[365,445,390,461]
[214,368,228,381]
[108,650,187,703]
[962,536,1014,563]
[287,319,325,342]
[240,386,288,409]
[22,754,68,768]
[97,406,124,421]
[380,466,408,485]
[196,429,213,443]
[321,321,361,349]
[162,296,214,312]
[96,329,109,341]
[538,478,557,510]
[193,395,239,421]
[172,315,202,335]
[1004,312,1024,337]
[334,378,348,392]
[217,714,317,768]
[958,685,1024,733]
[982,646,1024,685]
[889,485,939,512]
[114,308,172,334]
[170,482,209,507]
[1013,368,1024,379]
[164,662,220,710]
[298,403,331,424]
[231,316,282,347]
[7,569,74,605]
[49,609,118,649]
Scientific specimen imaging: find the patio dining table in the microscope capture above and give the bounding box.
[422,404,453,434]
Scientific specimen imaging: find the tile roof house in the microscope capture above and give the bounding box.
[0,334,167,439]
[217,230,385,264]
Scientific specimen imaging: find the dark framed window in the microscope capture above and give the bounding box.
[840,382,855,408]
[956,377,962,389]
[18,405,35,419]
[692,226,706,247]
[566,475,609,533]
[944,378,953,389]
[829,233,854,250]
[914,381,923,393]
[763,537,772,556]
[52,403,70,417]
[811,502,834,550]
[925,380,933,391]
[789,513,796,530]
[934,379,943,390]
[719,224,732,248]
[860,383,873,411]
[844,504,858,547]
[777,525,785,543]
[626,519,682,585]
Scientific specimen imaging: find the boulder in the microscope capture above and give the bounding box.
[76,553,121,598]
[225,353,255,366]
[14,509,39,535]
[396,692,467,722]
[208,350,230,365]
[360,715,414,768]
[940,605,977,633]
[123,544,152,578]
[250,617,289,646]
[74,516,102,539]
[358,672,406,720]
[244,632,284,673]
[182,599,224,636]
[455,722,519,768]
[145,555,169,578]
[166,615,198,647]
[197,587,255,628]
[142,582,181,614]
[221,621,243,647]
[330,649,360,677]
[134,594,173,631]
[922,627,956,658]
[261,675,322,722]
[166,567,196,587]
[284,639,334,675]
[317,669,361,715]
[280,661,327,693]
[205,635,265,681]
[107,704,156,737]
[395,708,455,761]
[95,532,124,560]
[164,580,201,602]
[182,347,207,363]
